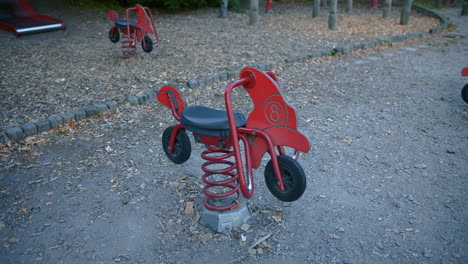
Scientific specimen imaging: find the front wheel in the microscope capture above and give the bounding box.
[462,83,468,104]
[265,155,306,202]
[162,126,191,164]
[109,26,120,43]
[141,35,153,53]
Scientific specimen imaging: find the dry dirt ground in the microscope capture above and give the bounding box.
[0,1,467,264]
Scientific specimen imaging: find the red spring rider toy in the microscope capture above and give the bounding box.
[462,68,468,103]
[108,4,159,58]
[158,67,310,232]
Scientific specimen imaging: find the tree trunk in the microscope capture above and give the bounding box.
[400,0,413,25]
[383,0,391,18]
[249,0,259,25]
[313,0,320,17]
[346,0,352,12]
[329,0,337,30]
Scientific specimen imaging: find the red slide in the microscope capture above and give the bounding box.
[0,0,65,36]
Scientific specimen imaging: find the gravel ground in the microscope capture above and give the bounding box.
[0,7,467,263]
[1,1,467,264]
[0,0,439,132]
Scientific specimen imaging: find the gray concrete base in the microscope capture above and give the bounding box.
[200,200,250,233]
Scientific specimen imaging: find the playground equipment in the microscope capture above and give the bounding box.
[107,4,158,58]
[266,0,272,12]
[158,67,310,232]
[462,68,468,103]
[0,0,65,36]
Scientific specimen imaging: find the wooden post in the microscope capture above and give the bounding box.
[329,0,337,30]
[383,0,391,18]
[462,0,468,16]
[313,0,320,17]
[400,0,413,25]
[346,0,352,12]
[248,0,259,25]
[219,0,228,18]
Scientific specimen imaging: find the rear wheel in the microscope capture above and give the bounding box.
[462,83,468,104]
[142,35,153,53]
[265,155,306,202]
[162,126,191,164]
[109,26,120,43]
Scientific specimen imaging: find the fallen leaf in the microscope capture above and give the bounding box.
[240,224,250,232]
[249,233,272,250]
[48,245,61,250]
[185,201,194,215]
[329,234,342,239]
[272,215,281,222]
[342,139,352,144]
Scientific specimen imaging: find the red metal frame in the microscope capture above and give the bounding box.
[266,0,273,12]
[462,68,468,77]
[158,67,310,210]
[0,0,66,36]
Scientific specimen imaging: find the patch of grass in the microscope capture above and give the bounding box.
[382,40,393,47]
[447,22,457,30]
[229,0,245,13]
[415,0,462,9]
[327,49,339,56]
[66,0,119,11]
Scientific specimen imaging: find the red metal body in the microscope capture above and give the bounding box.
[371,0,378,7]
[0,0,66,36]
[108,4,158,58]
[462,67,468,77]
[158,68,310,211]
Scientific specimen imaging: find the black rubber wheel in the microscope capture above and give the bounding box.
[141,35,153,53]
[162,126,191,164]
[109,27,120,43]
[462,83,468,104]
[264,155,306,202]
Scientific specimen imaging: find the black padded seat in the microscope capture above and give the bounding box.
[181,106,246,137]
[115,18,136,29]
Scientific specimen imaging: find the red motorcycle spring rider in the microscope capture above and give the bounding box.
[158,67,310,232]
[462,67,468,103]
[107,4,158,58]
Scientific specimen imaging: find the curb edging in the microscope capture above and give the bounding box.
[4,101,117,142]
